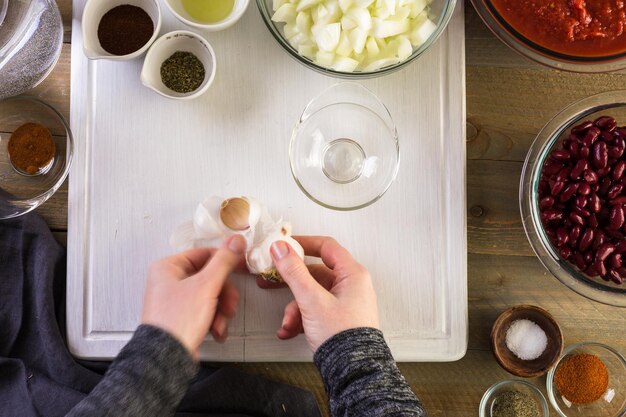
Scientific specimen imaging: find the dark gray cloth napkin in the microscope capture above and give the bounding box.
[0,214,322,417]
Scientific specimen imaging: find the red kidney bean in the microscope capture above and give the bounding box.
[596,243,616,262]
[592,141,608,169]
[556,227,569,247]
[569,212,586,226]
[583,170,599,184]
[542,209,564,223]
[606,229,625,241]
[574,206,591,218]
[575,195,588,208]
[557,167,572,181]
[570,160,588,179]
[572,120,593,135]
[569,225,582,245]
[608,269,623,284]
[583,127,601,147]
[551,181,566,196]
[580,146,590,159]
[560,183,579,202]
[578,182,592,196]
[608,184,624,199]
[540,195,556,209]
[574,251,587,270]
[594,260,608,277]
[613,161,626,180]
[544,159,564,175]
[589,213,599,229]
[585,265,598,277]
[589,193,602,212]
[610,206,625,230]
[615,240,626,253]
[584,251,594,264]
[610,253,623,269]
[609,146,625,159]
[595,116,617,131]
[569,141,580,159]
[621,177,626,187]
[551,149,571,161]
[599,177,612,196]
[602,131,615,143]
[579,228,595,251]
[597,168,610,178]
[559,246,573,260]
[593,230,607,250]
[611,196,626,205]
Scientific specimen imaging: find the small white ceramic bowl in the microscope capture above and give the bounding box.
[164,0,250,31]
[141,30,217,100]
[82,0,161,60]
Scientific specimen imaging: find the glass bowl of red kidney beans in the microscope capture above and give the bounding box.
[521,91,626,307]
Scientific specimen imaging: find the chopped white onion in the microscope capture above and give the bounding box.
[272,0,437,72]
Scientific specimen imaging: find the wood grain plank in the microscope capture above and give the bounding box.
[467,159,533,256]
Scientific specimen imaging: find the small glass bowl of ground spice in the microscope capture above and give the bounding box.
[0,96,73,219]
[141,31,217,100]
[547,342,626,417]
[82,0,161,60]
[480,380,549,417]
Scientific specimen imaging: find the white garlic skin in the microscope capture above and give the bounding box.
[247,225,305,283]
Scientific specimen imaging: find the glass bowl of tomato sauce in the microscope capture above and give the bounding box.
[471,0,626,72]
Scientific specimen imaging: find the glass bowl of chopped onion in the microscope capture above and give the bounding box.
[256,0,456,77]
[0,96,73,219]
[546,342,626,417]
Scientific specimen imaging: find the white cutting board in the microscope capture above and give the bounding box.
[68,0,467,361]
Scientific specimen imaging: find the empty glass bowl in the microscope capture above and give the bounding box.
[547,342,626,417]
[520,90,626,307]
[0,96,73,219]
[479,380,549,417]
[290,82,399,210]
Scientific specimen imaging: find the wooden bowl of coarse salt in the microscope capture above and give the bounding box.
[491,305,564,378]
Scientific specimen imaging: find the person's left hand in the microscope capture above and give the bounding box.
[141,235,247,359]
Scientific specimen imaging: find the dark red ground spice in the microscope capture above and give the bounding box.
[97,5,154,56]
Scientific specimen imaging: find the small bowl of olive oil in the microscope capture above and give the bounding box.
[164,0,249,31]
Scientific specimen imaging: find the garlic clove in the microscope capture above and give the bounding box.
[219,196,263,232]
[246,223,305,283]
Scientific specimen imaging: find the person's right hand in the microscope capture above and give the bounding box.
[263,236,379,353]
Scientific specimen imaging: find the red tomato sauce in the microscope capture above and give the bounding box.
[490,0,626,57]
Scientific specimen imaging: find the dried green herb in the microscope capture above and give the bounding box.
[160,51,205,94]
[492,391,540,417]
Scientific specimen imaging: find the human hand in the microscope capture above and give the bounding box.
[260,236,379,352]
[141,235,246,359]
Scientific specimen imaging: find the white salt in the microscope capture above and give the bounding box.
[505,319,548,360]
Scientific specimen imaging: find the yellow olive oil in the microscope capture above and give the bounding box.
[181,0,235,23]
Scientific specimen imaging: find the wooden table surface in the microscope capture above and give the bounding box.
[32,1,626,415]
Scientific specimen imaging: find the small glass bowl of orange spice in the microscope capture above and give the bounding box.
[0,96,73,219]
[547,342,626,417]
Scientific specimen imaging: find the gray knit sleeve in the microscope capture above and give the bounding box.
[67,324,198,417]
[314,328,427,417]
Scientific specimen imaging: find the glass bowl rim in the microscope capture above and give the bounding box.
[288,82,400,211]
[0,95,74,219]
[255,0,457,79]
[520,90,626,307]
[469,0,626,73]
[545,341,626,417]
[479,379,550,417]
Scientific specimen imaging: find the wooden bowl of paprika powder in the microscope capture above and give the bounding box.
[547,342,626,417]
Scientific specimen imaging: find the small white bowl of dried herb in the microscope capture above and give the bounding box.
[140,30,216,100]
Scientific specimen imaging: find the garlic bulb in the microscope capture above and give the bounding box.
[170,196,304,282]
[246,223,305,283]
